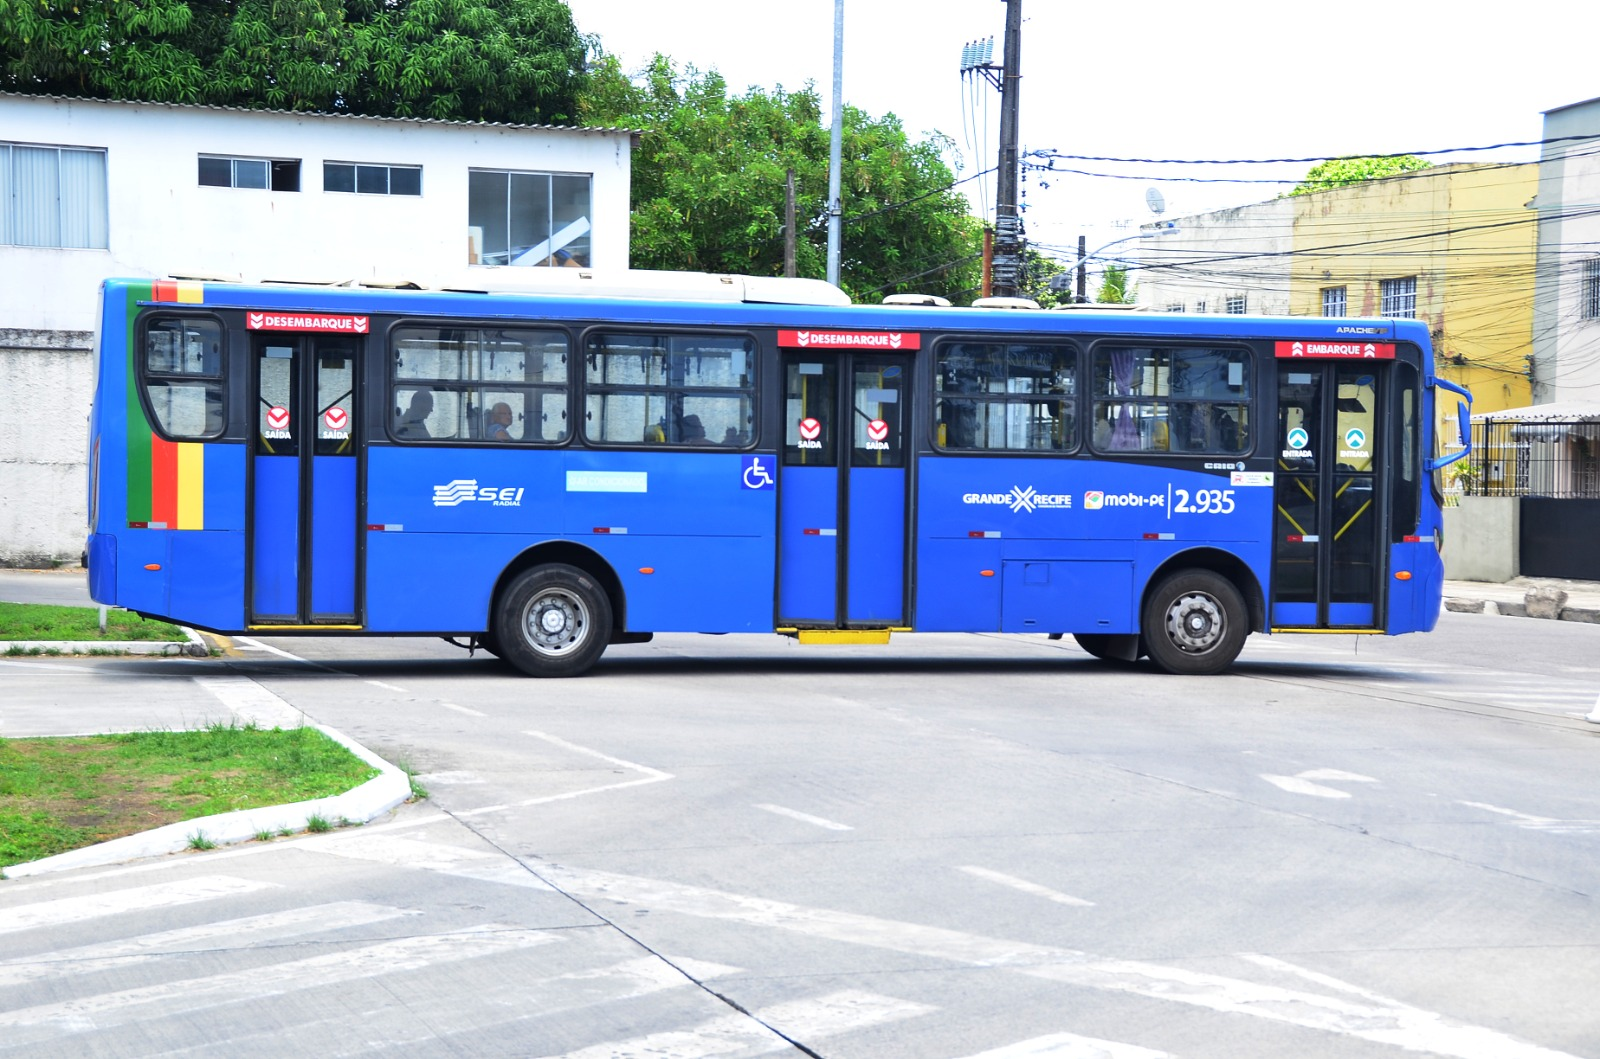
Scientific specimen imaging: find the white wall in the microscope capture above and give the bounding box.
[1133,199,1294,316]
[1534,99,1600,405]
[0,94,635,332]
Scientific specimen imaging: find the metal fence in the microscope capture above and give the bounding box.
[1460,420,1600,498]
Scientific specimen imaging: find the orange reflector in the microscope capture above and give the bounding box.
[143,563,162,571]
[1394,570,1412,580]
[639,567,655,575]
[980,569,995,577]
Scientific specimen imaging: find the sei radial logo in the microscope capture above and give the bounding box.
[432,479,525,507]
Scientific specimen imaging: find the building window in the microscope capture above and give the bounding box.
[1583,260,1600,320]
[468,169,592,267]
[0,142,108,249]
[934,341,1077,452]
[391,326,570,443]
[199,155,300,191]
[1165,303,1184,313]
[325,162,422,196]
[1225,294,1247,314]
[1322,286,1347,317]
[1381,276,1417,318]
[1194,299,1207,314]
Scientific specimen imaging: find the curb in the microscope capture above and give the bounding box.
[1,626,211,657]
[1444,598,1600,624]
[3,723,411,879]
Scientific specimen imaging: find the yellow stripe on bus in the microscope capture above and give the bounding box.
[176,442,205,529]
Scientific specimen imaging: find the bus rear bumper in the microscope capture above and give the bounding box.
[86,533,117,606]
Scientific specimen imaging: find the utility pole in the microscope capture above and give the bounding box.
[991,0,1023,297]
[826,0,844,287]
[785,169,797,277]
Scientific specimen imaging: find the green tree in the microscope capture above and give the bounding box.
[1097,264,1136,304]
[0,0,590,123]
[1289,155,1431,196]
[580,54,981,303]
[1020,247,1070,308]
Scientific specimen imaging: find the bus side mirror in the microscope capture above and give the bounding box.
[1457,401,1469,447]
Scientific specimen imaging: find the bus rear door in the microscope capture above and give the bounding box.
[777,346,911,628]
[249,331,361,627]
[1271,356,1385,629]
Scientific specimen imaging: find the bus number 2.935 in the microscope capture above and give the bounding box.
[1173,488,1236,515]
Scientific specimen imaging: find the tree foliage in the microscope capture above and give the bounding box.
[0,0,590,122]
[1096,264,1136,304]
[580,54,981,303]
[1289,155,1431,196]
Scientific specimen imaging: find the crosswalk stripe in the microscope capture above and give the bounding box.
[0,875,276,937]
[0,901,417,989]
[955,1031,1171,1058]
[0,926,558,1040]
[542,989,934,1059]
[310,833,557,890]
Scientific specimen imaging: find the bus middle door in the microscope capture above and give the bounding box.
[777,351,910,628]
[249,333,360,627]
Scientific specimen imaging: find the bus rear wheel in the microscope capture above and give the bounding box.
[496,564,613,678]
[1142,571,1247,676]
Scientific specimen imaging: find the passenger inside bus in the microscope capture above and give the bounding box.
[396,389,433,439]
[485,401,514,441]
[680,414,711,444]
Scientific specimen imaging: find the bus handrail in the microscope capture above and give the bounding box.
[1425,375,1473,471]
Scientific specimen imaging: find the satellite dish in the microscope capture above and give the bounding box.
[1146,187,1166,215]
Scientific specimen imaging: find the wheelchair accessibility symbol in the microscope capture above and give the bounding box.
[742,455,775,490]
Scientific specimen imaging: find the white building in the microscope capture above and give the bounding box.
[1127,199,1294,317]
[0,93,636,564]
[1531,96,1600,406]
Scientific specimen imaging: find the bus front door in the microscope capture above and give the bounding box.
[777,352,910,628]
[249,335,360,627]
[1271,363,1383,628]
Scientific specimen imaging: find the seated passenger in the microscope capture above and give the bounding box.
[485,401,514,442]
[681,414,711,445]
[396,390,433,439]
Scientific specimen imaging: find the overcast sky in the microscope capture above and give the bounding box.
[567,0,1598,265]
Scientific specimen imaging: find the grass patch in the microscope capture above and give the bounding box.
[0,722,379,869]
[0,601,188,642]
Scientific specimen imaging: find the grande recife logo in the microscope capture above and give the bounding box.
[963,485,1072,514]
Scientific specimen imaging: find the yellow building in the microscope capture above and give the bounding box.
[1286,162,1538,419]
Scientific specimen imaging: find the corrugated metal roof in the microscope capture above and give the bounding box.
[1473,401,1600,423]
[0,91,644,136]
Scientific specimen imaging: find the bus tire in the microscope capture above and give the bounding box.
[496,564,613,678]
[1141,571,1247,675]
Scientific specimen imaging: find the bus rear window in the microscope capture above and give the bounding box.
[143,317,224,439]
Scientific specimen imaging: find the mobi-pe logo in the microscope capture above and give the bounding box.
[1084,491,1105,510]
[433,479,525,507]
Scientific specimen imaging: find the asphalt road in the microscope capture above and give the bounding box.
[1,613,1598,1058]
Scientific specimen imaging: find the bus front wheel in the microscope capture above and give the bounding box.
[496,564,613,677]
[1142,571,1247,676]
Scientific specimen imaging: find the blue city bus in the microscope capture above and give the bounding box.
[84,272,1471,676]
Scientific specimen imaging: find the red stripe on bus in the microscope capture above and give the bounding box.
[150,436,179,526]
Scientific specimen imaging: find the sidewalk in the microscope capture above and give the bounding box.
[1442,576,1600,623]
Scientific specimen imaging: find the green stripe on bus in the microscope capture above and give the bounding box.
[125,282,154,522]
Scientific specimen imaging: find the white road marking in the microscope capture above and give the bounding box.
[416,770,487,785]
[0,901,417,988]
[194,676,307,729]
[365,679,408,693]
[754,803,853,831]
[230,636,306,661]
[441,701,487,717]
[958,866,1094,907]
[0,926,559,1036]
[1458,801,1600,834]
[540,863,1579,1059]
[542,989,932,1059]
[955,1031,1170,1058]
[1261,769,1378,799]
[0,875,277,936]
[448,730,673,816]
[311,834,556,890]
